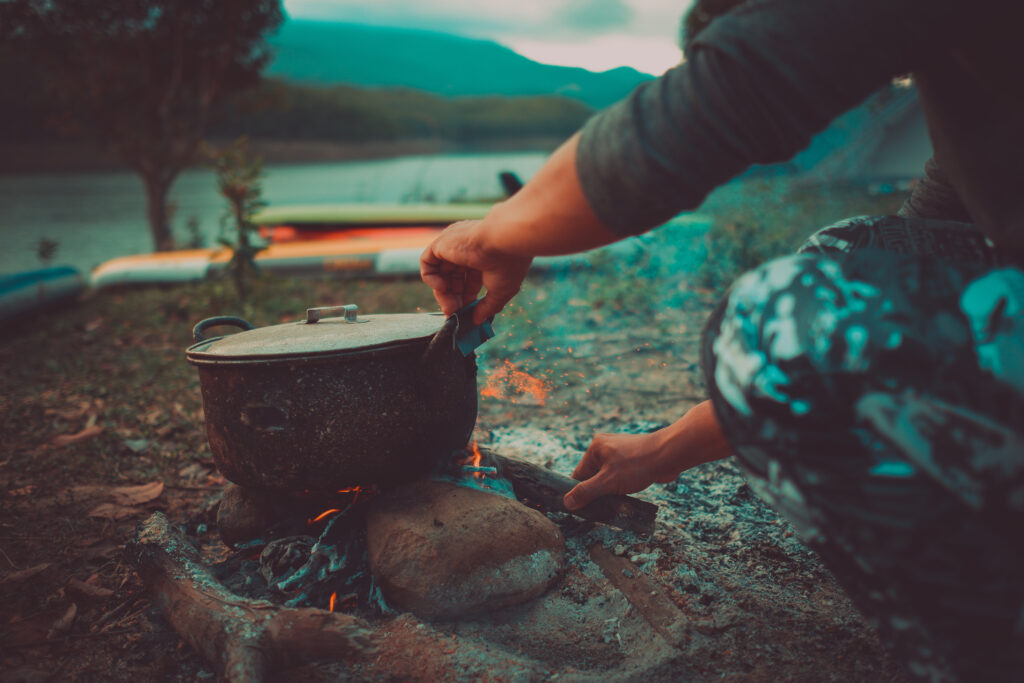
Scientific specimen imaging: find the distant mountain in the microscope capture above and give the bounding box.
[266,20,656,110]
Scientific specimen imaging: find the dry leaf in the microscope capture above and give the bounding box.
[45,404,90,421]
[178,463,211,480]
[87,503,145,520]
[87,481,164,520]
[7,485,36,497]
[82,541,121,560]
[66,578,114,601]
[50,425,104,448]
[109,481,163,506]
[1,563,52,584]
[47,603,77,639]
[73,536,105,548]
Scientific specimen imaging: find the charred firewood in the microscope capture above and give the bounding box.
[126,512,375,683]
[480,449,659,537]
[588,542,689,649]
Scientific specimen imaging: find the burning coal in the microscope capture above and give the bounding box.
[213,452,520,614]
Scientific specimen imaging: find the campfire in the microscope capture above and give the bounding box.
[126,440,662,681]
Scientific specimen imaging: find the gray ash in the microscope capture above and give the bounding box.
[211,492,388,615]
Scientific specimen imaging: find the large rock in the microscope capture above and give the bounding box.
[367,480,565,620]
[217,484,284,549]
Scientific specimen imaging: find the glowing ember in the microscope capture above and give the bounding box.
[329,591,337,612]
[480,360,550,406]
[308,508,340,525]
[337,486,364,504]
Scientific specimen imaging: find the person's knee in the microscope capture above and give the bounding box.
[703,252,892,425]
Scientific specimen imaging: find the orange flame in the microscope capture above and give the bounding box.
[329,592,337,612]
[337,486,364,504]
[308,508,340,525]
[480,360,550,406]
[463,442,485,479]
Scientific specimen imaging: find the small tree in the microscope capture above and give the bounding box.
[1,0,283,251]
[36,238,59,266]
[209,137,266,302]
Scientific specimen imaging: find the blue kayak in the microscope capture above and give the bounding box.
[0,266,86,324]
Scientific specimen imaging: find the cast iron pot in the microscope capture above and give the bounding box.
[185,304,478,494]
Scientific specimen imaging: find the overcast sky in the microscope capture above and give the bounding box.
[281,0,693,75]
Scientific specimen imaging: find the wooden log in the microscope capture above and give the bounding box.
[588,542,689,649]
[481,449,658,537]
[125,512,375,683]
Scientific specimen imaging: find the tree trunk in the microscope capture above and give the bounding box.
[142,171,176,252]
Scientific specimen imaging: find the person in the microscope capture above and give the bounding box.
[419,1,1024,680]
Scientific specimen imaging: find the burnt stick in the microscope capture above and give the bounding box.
[481,449,658,537]
[125,512,375,683]
[588,543,689,649]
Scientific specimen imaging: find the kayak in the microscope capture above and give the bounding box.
[0,266,86,323]
[90,233,443,289]
[252,203,492,243]
[92,203,492,289]
[88,204,708,290]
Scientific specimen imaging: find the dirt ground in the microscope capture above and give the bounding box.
[0,262,912,681]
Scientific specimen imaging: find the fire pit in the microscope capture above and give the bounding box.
[126,443,669,682]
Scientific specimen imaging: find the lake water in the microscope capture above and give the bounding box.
[0,152,549,276]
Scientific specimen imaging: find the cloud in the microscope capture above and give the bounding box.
[557,0,634,33]
[281,0,693,73]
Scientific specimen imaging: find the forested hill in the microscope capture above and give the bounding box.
[210,79,593,144]
[266,20,656,109]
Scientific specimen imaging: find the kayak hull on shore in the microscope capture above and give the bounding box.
[90,205,708,290]
[90,235,443,289]
[89,234,596,289]
[253,203,493,243]
[93,203,493,288]
[1,266,86,322]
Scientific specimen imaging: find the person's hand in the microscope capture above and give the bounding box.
[420,218,533,325]
[563,431,678,510]
[563,401,733,510]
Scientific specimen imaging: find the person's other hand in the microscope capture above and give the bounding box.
[420,218,532,325]
[563,401,733,510]
[563,431,677,510]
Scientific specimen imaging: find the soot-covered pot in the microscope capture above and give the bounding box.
[185,304,485,494]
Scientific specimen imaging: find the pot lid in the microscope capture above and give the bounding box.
[187,305,445,359]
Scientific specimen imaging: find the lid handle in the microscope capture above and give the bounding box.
[305,304,362,324]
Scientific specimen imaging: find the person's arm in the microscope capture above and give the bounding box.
[563,400,732,510]
[577,0,965,236]
[420,133,621,324]
[424,0,964,323]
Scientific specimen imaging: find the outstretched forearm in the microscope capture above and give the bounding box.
[564,400,733,510]
[477,133,621,258]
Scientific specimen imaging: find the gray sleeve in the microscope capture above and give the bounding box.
[576,0,954,236]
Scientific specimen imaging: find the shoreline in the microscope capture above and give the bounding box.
[0,136,564,175]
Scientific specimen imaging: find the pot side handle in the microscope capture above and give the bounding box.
[193,316,255,343]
